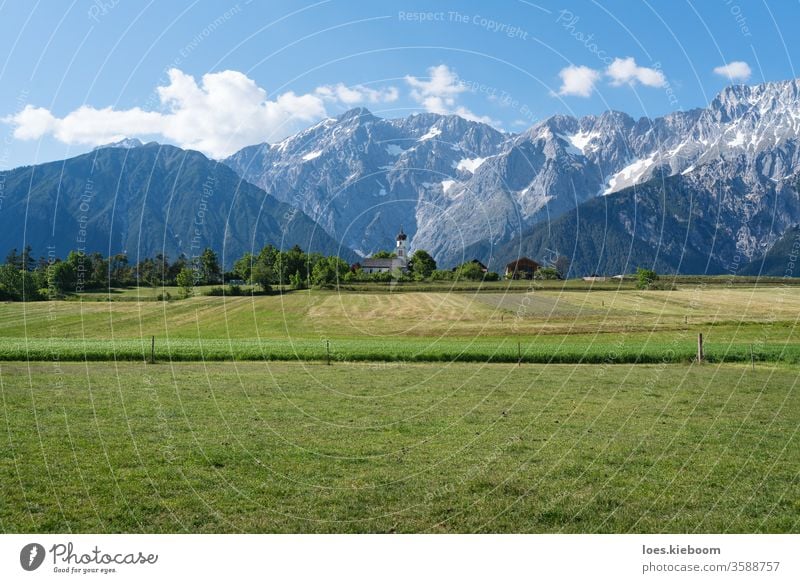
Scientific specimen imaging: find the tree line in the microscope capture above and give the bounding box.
[0,244,503,301]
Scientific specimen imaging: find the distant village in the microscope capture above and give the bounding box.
[350,226,576,281]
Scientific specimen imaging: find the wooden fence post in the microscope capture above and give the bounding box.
[697,333,704,363]
[150,335,155,364]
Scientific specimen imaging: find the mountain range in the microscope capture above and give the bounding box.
[224,78,800,275]
[3,77,800,276]
[0,143,349,267]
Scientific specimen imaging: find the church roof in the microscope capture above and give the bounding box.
[361,258,395,268]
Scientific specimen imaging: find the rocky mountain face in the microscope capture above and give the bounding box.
[491,170,800,277]
[738,224,800,276]
[0,143,351,267]
[490,79,800,275]
[224,107,508,260]
[225,79,800,270]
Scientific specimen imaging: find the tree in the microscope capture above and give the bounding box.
[289,270,306,290]
[553,255,571,279]
[21,245,35,272]
[5,248,22,269]
[636,268,658,289]
[454,261,485,281]
[65,251,89,290]
[250,245,280,291]
[0,264,42,300]
[48,261,76,295]
[109,254,132,286]
[175,267,195,298]
[198,248,221,284]
[410,249,437,279]
[167,254,188,285]
[136,257,160,287]
[154,253,169,285]
[283,245,308,282]
[371,250,396,259]
[311,256,349,287]
[534,267,560,280]
[233,252,254,283]
[0,264,22,300]
[88,252,109,288]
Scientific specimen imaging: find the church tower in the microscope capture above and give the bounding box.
[396,226,408,262]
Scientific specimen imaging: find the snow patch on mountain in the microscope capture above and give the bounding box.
[604,155,656,194]
[456,157,487,173]
[418,127,441,141]
[565,131,599,153]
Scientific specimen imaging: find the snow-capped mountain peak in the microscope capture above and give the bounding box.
[224,77,800,267]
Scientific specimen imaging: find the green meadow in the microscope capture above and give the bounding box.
[1,284,799,532]
[1,361,798,533]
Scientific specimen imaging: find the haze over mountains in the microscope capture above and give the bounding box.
[3,77,800,275]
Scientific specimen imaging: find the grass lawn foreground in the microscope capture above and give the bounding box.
[1,361,797,533]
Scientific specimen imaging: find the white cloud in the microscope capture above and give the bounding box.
[713,61,752,82]
[557,65,601,97]
[315,83,399,105]
[404,64,496,125]
[405,64,466,113]
[2,69,398,158]
[605,57,666,88]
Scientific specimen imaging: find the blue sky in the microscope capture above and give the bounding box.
[1,0,798,167]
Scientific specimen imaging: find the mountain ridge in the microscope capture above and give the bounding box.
[224,77,800,270]
[0,143,353,267]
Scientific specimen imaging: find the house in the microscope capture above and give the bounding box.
[505,257,540,279]
[355,227,410,274]
[582,274,607,282]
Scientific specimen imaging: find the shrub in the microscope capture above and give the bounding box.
[534,267,560,280]
[430,269,454,281]
[176,267,195,298]
[636,268,659,290]
[453,262,485,281]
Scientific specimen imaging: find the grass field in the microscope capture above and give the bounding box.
[1,287,799,363]
[1,285,799,533]
[1,361,798,533]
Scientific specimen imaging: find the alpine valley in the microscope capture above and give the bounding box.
[5,78,800,275]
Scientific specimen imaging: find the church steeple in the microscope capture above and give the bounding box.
[396,226,407,261]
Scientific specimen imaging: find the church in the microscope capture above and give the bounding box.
[355,228,410,274]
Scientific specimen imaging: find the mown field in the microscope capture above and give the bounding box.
[1,362,798,533]
[1,286,799,363]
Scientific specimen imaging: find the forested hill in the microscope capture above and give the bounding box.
[0,142,352,267]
